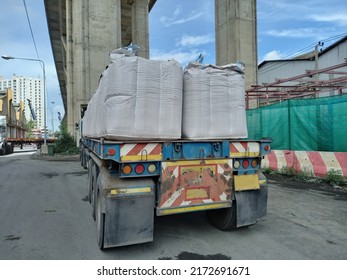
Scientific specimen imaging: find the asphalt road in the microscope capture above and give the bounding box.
[0,151,346,260]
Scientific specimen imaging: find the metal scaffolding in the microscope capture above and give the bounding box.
[246,59,347,109]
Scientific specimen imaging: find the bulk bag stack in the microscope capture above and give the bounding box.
[83,49,183,140]
[182,62,248,139]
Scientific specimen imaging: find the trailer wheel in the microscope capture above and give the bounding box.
[87,159,94,203]
[96,184,105,250]
[82,152,88,170]
[206,201,237,231]
[91,164,98,220]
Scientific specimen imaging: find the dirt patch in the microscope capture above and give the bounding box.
[32,153,80,161]
[265,173,347,199]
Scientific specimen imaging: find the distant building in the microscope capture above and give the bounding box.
[0,88,26,138]
[258,35,347,98]
[0,75,44,130]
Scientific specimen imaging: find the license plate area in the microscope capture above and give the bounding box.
[234,174,260,191]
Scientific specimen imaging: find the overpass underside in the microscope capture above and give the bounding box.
[44,0,257,136]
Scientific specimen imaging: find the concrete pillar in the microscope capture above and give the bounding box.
[215,0,258,107]
[66,0,74,134]
[131,0,150,58]
[66,0,122,134]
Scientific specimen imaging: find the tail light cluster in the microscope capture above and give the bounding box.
[233,158,259,170]
[121,162,158,177]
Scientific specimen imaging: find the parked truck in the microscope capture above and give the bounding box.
[80,128,271,250]
[0,116,14,155]
[80,52,272,249]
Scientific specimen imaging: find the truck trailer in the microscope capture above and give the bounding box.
[0,116,14,155]
[80,136,271,249]
[80,51,271,249]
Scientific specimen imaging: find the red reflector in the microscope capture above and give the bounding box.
[242,160,249,169]
[135,164,145,174]
[264,145,270,151]
[108,148,116,156]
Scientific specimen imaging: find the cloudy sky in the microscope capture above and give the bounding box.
[0,0,346,129]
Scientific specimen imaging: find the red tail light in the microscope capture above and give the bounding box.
[135,164,145,174]
[242,160,249,169]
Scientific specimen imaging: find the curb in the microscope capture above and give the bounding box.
[262,150,347,178]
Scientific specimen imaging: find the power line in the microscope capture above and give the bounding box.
[23,0,41,62]
[259,32,347,76]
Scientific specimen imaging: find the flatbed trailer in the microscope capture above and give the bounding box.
[80,137,271,249]
[6,138,56,149]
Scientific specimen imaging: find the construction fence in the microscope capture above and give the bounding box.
[246,94,347,152]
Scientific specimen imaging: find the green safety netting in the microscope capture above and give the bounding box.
[246,94,347,152]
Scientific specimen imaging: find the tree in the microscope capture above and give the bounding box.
[26,120,35,138]
[53,121,79,154]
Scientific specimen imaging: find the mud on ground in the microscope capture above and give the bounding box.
[265,173,347,200]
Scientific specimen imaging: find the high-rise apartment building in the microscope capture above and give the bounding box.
[0,75,44,129]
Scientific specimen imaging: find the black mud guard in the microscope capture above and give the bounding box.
[235,184,268,228]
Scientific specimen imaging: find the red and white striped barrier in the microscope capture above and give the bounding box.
[262,150,347,178]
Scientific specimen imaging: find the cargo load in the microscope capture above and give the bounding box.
[182,62,248,139]
[83,49,183,140]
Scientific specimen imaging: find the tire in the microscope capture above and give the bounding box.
[82,153,87,170]
[87,159,94,203]
[206,201,237,231]
[91,165,98,221]
[96,182,105,250]
[80,150,83,167]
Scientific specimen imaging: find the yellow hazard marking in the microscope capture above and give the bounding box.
[158,202,231,215]
[230,152,260,157]
[186,188,209,200]
[259,179,267,185]
[234,174,260,191]
[163,159,229,167]
[110,187,152,195]
[121,155,162,161]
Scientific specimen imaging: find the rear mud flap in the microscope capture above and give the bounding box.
[235,185,268,227]
[104,195,155,248]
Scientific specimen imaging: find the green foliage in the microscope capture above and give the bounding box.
[262,167,277,174]
[280,166,313,182]
[280,166,297,176]
[26,120,35,138]
[323,169,346,186]
[53,121,79,155]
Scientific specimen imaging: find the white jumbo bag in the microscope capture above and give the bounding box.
[102,50,183,140]
[182,62,248,139]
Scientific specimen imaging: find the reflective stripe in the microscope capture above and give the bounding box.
[120,143,162,161]
[110,187,152,195]
[230,142,260,157]
[158,202,231,215]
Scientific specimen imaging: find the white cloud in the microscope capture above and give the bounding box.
[177,34,214,47]
[266,27,334,39]
[311,13,347,26]
[267,28,315,38]
[150,49,200,66]
[262,50,284,61]
[160,12,204,27]
[174,5,182,16]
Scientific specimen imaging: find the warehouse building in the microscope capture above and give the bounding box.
[246,36,347,108]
